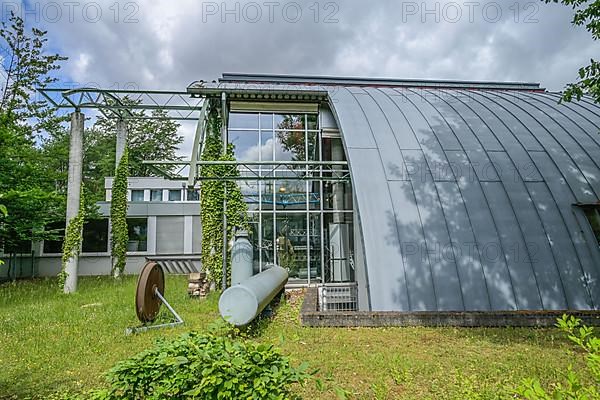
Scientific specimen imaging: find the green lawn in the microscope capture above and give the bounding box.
[0,276,589,399]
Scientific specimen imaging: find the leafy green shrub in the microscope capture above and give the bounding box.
[517,315,599,399]
[92,332,310,399]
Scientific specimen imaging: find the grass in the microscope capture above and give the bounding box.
[0,276,590,399]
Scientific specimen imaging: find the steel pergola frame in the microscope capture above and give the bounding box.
[38,87,350,184]
[38,87,204,121]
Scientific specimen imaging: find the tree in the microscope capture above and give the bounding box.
[0,12,67,134]
[93,107,183,175]
[545,0,600,102]
[0,13,67,276]
[0,112,65,257]
[41,108,183,206]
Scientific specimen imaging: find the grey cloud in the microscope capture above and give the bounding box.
[31,0,596,90]
[16,0,598,154]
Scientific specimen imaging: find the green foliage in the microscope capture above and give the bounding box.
[0,112,66,249]
[93,106,182,178]
[83,331,310,400]
[0,187,64,252]
[200,106,249,286]
[544,0,600,103]
[0,12,67,134]
[41,107,183,206]
[0,14,67,254]
[110,148,129,277]
[517,315,599,399]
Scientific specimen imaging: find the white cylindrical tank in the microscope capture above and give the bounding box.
[219,265,288,326]
[230,230,253,285]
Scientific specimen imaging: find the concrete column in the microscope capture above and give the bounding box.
[184,216,193,254]
[115,119,127,166]
[147,216,157,255]
[63,111,84,294]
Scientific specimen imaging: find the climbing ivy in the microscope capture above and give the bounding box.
[110,147,129,278]
[59,186,85,289]
[200,105,248,287]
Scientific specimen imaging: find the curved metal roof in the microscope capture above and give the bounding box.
[329,87,600,312]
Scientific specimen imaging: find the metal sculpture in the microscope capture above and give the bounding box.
[126,261,183,334]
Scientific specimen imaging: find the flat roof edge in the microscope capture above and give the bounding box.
[220,72,542,90]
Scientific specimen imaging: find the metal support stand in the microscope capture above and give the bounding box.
[125,287,184,335]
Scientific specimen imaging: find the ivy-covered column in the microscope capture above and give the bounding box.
[220,92,228,290]
[200,103,249,289]
[111,120,129,278]
[63,111,84,294]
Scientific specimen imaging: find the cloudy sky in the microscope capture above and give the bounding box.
[4,0,599,153]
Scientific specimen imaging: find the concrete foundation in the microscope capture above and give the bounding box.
[300,287,600,327]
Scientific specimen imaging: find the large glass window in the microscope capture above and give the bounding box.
[43,221,65,254]
[43,219,110,254]
[127,218,148,252]
[82,219,109,253]
[228,110,353,284]
[5,240,32,254]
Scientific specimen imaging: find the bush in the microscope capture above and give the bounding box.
[517,315,599,400]
[88,331,311,400]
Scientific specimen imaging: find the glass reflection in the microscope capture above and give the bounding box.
[229,113,259,129]
[229,130,259,161]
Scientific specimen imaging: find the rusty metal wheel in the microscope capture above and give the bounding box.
[135,261,165,323]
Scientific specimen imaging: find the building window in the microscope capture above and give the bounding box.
[186,189,200,201]
[131,190,145,202]
[82,219,109,253]
[4,240,33,254]
[583,206,600,246]
[44,220,110,254]
[150,189,163,202]
[127,218,148,252]
[43,221,65,254]
[168,189,182,201]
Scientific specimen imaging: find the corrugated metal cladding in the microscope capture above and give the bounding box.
[330,87,600,312]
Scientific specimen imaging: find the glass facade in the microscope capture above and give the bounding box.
[228,111,354,283]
